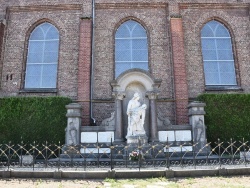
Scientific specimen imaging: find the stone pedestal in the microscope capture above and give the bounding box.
[188,101,209,154]
[126,135,148,144]
[62,103,82,158]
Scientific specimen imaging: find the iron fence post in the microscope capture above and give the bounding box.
[58,141,61,171]
[110,137,113,170]
[243,138,246,166]
[166,137,170,169]
[45,141,48,168]
[20,141,23,167]
[218,139,221,168]
[138,138,141,171]
[230,138,234,165]
[7,141,11,170]
[192,139,196,169]
[32,141,35,171]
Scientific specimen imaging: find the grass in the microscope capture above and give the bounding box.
[102,176,250,188]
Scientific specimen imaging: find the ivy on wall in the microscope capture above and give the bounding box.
[197,94,250,142]
[0,97,72,144]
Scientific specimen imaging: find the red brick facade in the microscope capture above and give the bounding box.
[77,18,92,126]
[0,1,249,126]
[170,18,189,124]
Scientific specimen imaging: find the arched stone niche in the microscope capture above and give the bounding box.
[111,69,161,143]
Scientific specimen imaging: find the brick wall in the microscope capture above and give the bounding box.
[180,3,250,97]
[0,1,249,126]
[0,4,83,98]
[92,2,175,123]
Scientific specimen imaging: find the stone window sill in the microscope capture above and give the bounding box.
[19,89,57,93]
[205,86,243,91]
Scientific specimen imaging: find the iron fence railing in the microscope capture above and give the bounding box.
[0,139,250,171]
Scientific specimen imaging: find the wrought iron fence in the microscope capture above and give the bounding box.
[0,139,250,171]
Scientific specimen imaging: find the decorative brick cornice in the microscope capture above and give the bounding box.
[179,3,249,10]
[8,4,82,12]
[96,3,167,9]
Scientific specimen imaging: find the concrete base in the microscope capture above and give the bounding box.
[61,145,81,158]
[126,135,148,144]
[2,167,250,179]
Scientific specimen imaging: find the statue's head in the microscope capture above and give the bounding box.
[133,92,140,100]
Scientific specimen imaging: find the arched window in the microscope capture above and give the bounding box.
[25,22,59,89]
[201,20,236,86]
[115,20,148,78]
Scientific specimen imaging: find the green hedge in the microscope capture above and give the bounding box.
[197,94,250,142]
[0,96,72,144]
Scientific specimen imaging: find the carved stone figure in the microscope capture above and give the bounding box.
[126,92,147,138]
[157,113,171,126]
[68,120,77,145]
[100,111,115,126]
[194,118,204,142]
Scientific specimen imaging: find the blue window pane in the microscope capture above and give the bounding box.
[204,61,219,73]
[30,27,44,40]
[202,49,217,60]
[215,24,230,37]
[205,72,220,85]
[115,50,131,61]
[116,39,130,50]
[201,20,236,85]
[216,39,232,50]
[46,27,59,40]
[116,25,130,38]
[219,61,235,73]
[26,64,42,77]
[115,62,131,77]
[28,41,44,53]
[201,39,215,49]
[44,52,58,63]
[115,20,148,78]
[132,62,148,70]
[25,75,41,88]
[133,50,148,61]
[133,39,147,50]
[27,52,43,64]
[217,50,233,60]
[201,25,214,37]
[25,22,59,88]
[220,73,237,85]
[44,41,59,52]
[132,25,147,37]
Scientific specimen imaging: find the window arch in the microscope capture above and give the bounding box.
[115,20,148,78]
[201,20,236,86]
[24,22,59,89]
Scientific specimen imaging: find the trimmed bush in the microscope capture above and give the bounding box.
[197,94,250,142]
[0,96,72,144]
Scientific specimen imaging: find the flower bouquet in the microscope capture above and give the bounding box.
[129,151,144,161]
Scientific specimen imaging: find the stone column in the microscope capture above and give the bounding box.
[147,92,159,142]
[62,103,82,158]
[188,102,209,154]
[112,92,125,142]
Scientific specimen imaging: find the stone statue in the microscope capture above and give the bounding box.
[68,120,77,145]
[194,118,204,142]
[126,92,147,138]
